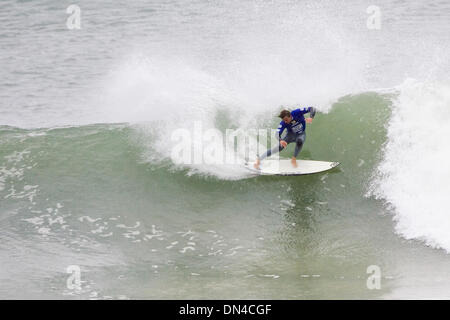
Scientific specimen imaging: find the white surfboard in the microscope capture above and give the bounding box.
[245,159,340,176]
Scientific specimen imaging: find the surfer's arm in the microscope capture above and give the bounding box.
[277,122,286,140]
[308,107,316,118]
[294,107,316,116]
[303,107,316,123]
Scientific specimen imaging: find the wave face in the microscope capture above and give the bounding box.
[1,0,450,299]
[1,93,395,299]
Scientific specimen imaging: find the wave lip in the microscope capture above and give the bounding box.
[369,79,450,252]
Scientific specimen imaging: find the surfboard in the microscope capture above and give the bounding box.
[245,159,340,176]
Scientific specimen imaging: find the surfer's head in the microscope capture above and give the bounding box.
[279,110,292,124]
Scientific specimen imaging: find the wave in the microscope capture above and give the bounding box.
[3,78,450,254]
[368,79,450,252]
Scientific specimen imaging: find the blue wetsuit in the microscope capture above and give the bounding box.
[259,107,316,160]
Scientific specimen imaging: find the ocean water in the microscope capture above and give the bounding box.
[1,0,449,299]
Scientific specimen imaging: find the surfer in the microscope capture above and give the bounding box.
[254,107,316,169]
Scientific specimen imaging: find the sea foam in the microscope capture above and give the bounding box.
[369,79,450,252]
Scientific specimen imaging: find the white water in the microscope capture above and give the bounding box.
[370,79,450,252]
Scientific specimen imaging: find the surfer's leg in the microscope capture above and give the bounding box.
[293,132,306,158]
[258,133,297,160]
[255,139,284,168]
[258,143,284,160]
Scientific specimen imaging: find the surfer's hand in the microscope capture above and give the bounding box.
[280,140,287,148]
[306,117,313,124]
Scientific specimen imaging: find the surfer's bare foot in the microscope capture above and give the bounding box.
[291,157,298,168]
[253,159,261,170]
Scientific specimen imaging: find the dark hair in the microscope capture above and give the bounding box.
[278,110,291,119]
